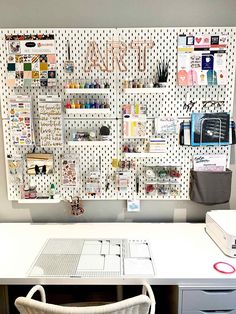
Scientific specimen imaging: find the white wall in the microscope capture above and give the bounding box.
[0,0,235,222]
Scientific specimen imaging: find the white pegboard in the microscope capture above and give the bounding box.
[0,27,235,201]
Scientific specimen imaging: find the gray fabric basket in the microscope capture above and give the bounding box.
[190,169,232,204]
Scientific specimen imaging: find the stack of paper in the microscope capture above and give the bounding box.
[193,154,227,171]
[148,138,166,153]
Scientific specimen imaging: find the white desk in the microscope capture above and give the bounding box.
[0,222,236,286]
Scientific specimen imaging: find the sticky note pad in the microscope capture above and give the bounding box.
[82,241,102,254]
[7,63,15,71]
[24,79,32,87]
[124,258,154,275]
[77,255,104,270]
[129,243,150,258]
[104,255,121,271]
[7,79,15,87]
[24,71,32,79]
[47,54,56,63]
[40,63,48,71]
[32,71,39,79]
[24,63,31,71]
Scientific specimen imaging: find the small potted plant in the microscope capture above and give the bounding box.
[156,58,170,87]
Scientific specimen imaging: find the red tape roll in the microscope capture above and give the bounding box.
[213,262,236,274]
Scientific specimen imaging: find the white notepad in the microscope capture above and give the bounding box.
[104,255,121,271]
[129,243,150,258]
[77,255,104,270]
[110,244,120,255]
[101,241,110,255]
[81,241,102,254]
[124,258,154,275]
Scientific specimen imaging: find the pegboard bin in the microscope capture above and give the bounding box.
[0,27,235,202]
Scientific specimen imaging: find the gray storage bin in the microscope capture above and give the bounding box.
[190,169,232,204]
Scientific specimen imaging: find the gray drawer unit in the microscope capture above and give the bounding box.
[179,287,236,313]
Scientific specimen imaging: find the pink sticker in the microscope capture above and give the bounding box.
[7,79,15,87]
[178,70,188,85]
[188,69,198,85]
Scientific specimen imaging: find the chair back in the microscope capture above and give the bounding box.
[15,294,152,314]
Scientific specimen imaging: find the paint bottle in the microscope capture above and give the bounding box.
[49,183,56,199]
[70,99,76,109]
[65,100,71,109]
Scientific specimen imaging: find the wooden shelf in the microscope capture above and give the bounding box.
[123,87,169,94]
[65,88,110,94]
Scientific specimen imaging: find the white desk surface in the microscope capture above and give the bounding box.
[0,222,236,286]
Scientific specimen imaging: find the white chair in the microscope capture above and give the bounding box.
[15,283,156,314]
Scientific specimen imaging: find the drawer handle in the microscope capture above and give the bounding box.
[202,290,235,294]
[200,311,234,313]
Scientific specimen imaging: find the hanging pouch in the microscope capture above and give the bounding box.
[190,169,232,204]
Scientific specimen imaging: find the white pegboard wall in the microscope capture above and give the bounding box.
[0,27,235,201]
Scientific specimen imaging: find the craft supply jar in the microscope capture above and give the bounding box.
[23,188,30,199]
[123,79,129,89]
[29,187,37,199]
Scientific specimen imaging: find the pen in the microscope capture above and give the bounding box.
[136,173,139,194]
[70,275,82,278]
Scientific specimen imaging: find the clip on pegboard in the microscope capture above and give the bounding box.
[202,100,224,109]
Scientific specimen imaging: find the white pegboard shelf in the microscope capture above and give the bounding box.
[68,140,112,146]
[65,88,111,94]
[65,108,110,115]
[156,181,181,185]
[1,27,235,202]
[18,198,61,204]
[144,197,185,200]
[123,87,170,94]
[123,152,164,158]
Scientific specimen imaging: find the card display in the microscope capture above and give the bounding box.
[178,34,228,86]
[123,114,146,138]
[61,157,79,186]
[38,95,63,147]
[6,34,56,87]
[9,95,34,145]
[193,154,227,172]
[191,112,230,146]
[7,157,23,184]
[154,117,178,134]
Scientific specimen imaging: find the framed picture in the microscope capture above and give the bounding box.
[26,153,54,175]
